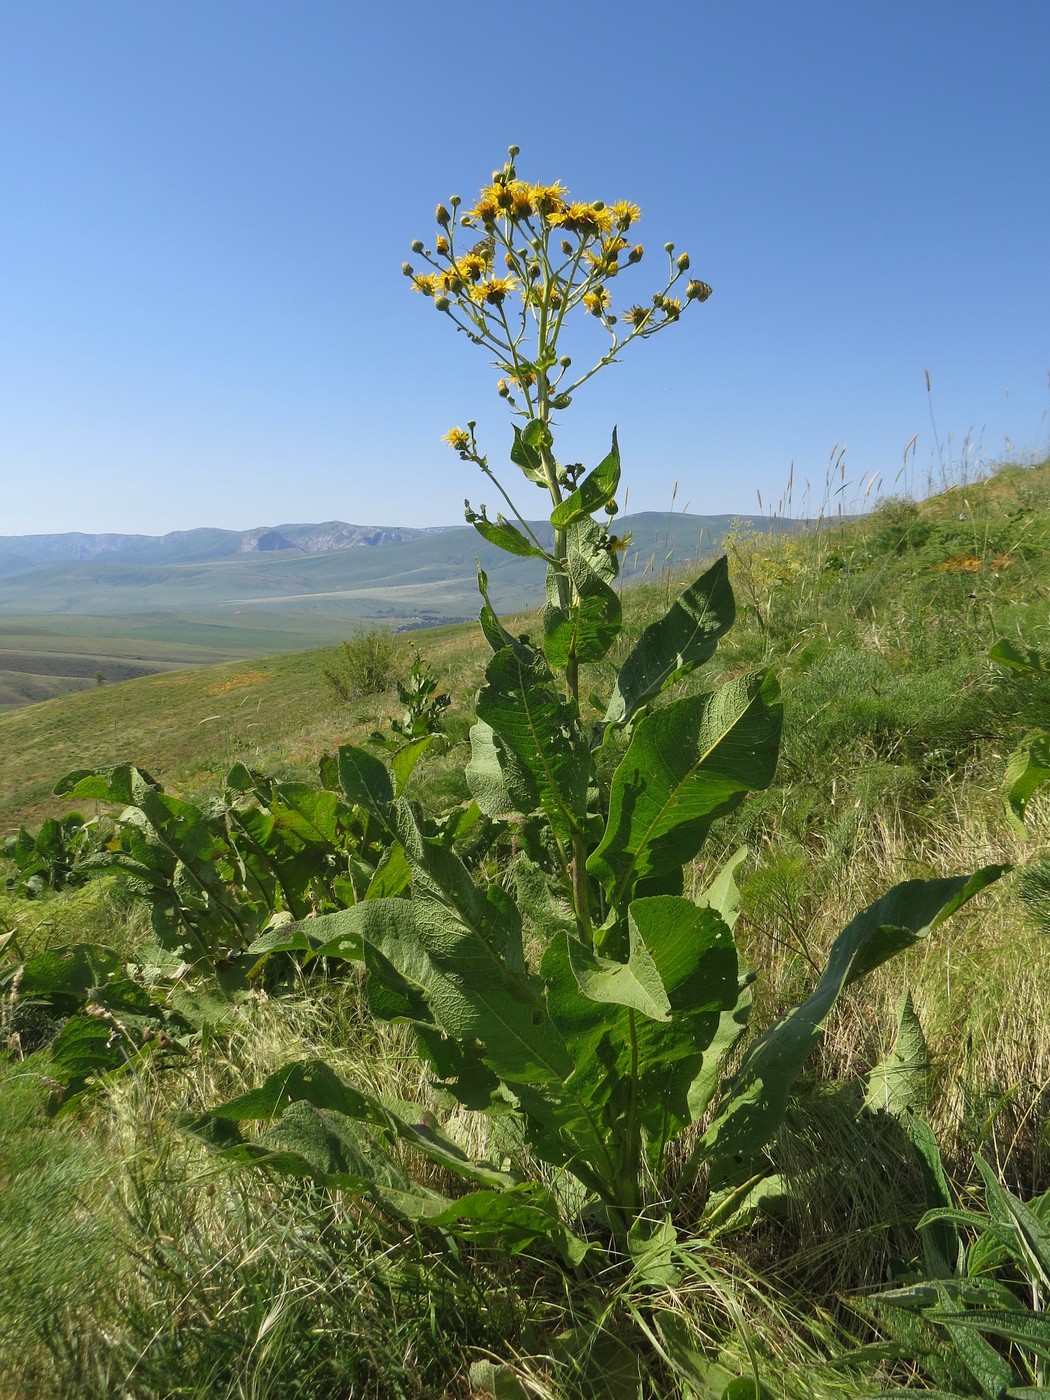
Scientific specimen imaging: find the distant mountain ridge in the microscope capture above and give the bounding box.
[0,521,451,577]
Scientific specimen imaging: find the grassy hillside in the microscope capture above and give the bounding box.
[2,459,1049,1398]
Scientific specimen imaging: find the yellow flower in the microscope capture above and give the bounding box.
[443,427,471,451]
[468,186,502,223]
[660,295,682,321]
[530,181,568,218]
[550,201,613,237]
[610,200,641,228]
[495,179,535,220]
[457,252,489,283]
[410,272,442,297]
[471,275,518,306]
[583,288,611,316]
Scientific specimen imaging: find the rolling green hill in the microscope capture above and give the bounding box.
[0,511,795,710]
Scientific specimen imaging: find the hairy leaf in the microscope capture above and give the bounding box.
[604,554,736,728]
[589,672,782,900]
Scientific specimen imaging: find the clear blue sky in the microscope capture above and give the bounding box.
[2,1,1047,537]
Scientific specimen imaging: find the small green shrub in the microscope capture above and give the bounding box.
[322,626,398,700]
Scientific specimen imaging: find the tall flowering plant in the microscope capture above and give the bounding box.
[404,145,711,694]
[194,151,1000,1275]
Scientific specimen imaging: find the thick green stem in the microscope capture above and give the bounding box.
[535,364,592,945]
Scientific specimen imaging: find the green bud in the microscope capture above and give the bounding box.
[605,499,619,517]
[449,194,461,207]
[664,242,674,254]
[434,295,450,311]
[435,204,450,227]
[402,262,414,276]
[551,393,572,410]
[676,252,690,271]
[411,239,424,254]
[561,240,573,255]
[559,355,572,368]
[508,144,520,158]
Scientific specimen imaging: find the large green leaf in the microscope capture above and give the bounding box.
[1003,733,1050,829]
[549,430,620,529]
[330,745,394,827]
[700,866,1006,1202]
[565,907,671,1022]
[346,822,572,1088]
[588,672,782,901]
[543,517,622,668]
[989,637,1050,676]
[465,719,534,820]
[188,1058,516,1191]
[603,554,736,728]
[467,504,553,561]
[510,418,552,486]
[863,989,930,1118]
[472,642,589,847]
[542,898,744,1165]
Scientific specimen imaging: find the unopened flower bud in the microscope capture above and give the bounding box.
[561,240,573,255]
[508,144,520,158]
[605,499,619,517]
[628,244,644,263]
[559,355,571,368]
[686,279,713,303]
[552,393,573,409]
[435,235,449,256]
[434,295,450,311]
[435,204,450,227]
[676,252,690,271]
[450,194,461,208]
[402,262,414,276]
[497,378,511,397]
[664,242,675,254]
[411,239,424,254]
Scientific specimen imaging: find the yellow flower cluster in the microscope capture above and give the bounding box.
[405,149,711,437]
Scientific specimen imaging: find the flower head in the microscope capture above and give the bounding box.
[411,272,442,297]
[530,182,568,218]
[550,201,614,237]
[470,275,518,306]
[610,200,641,229]
[443,427,471,451]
